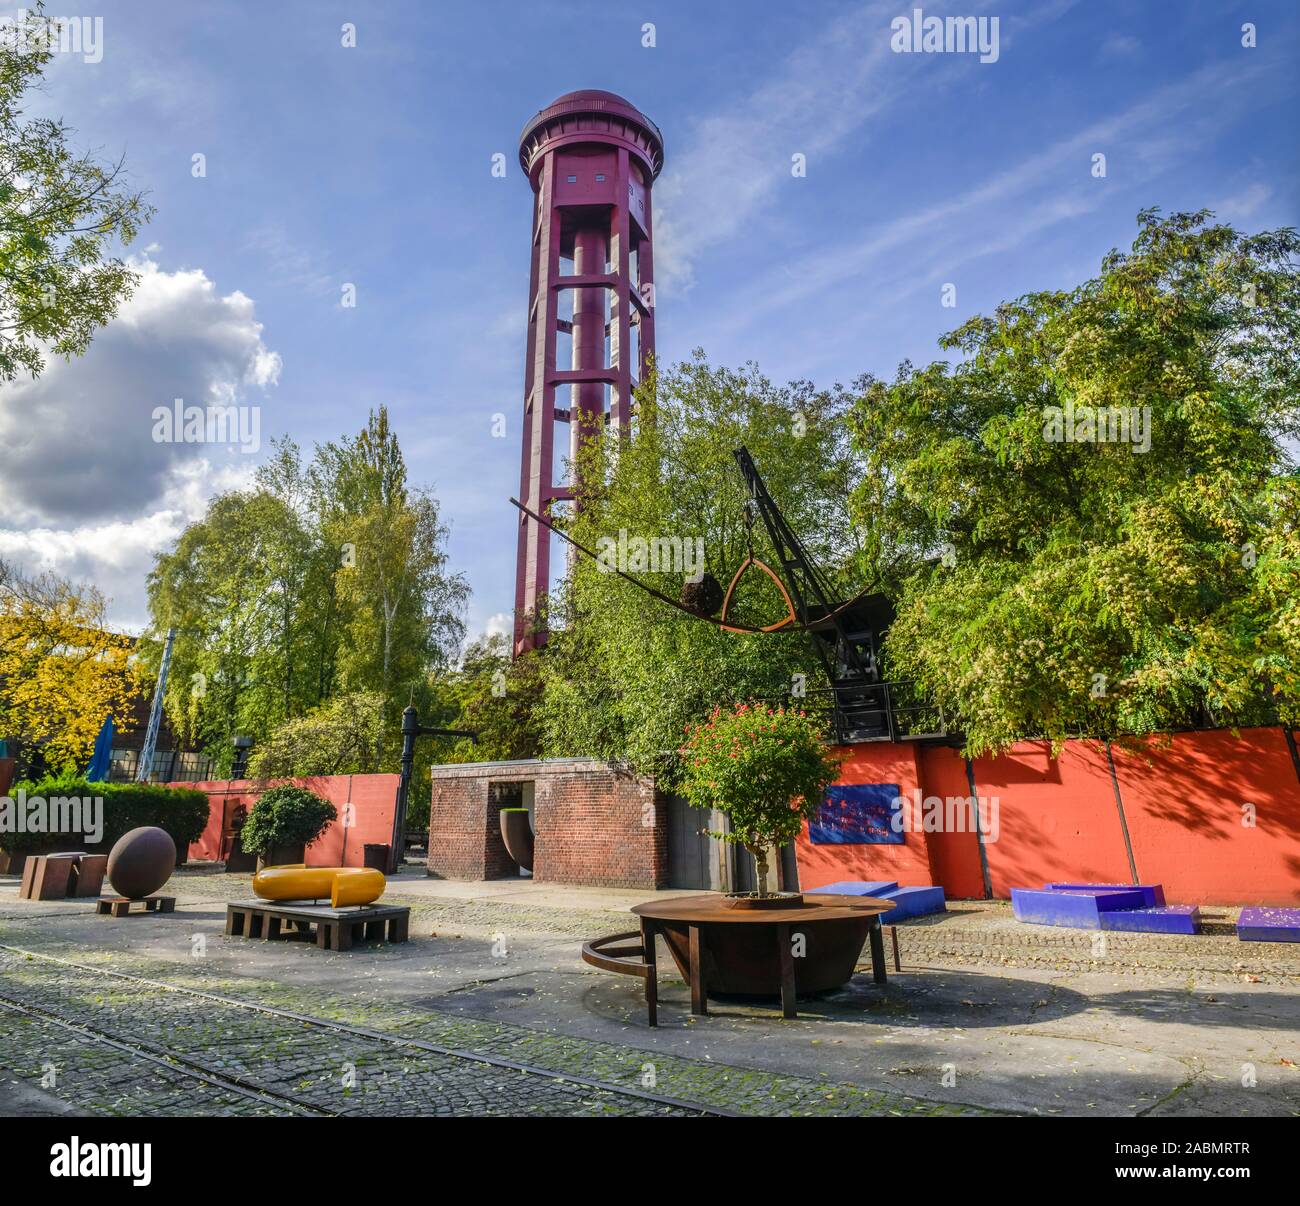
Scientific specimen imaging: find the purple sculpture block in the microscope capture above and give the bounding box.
[878,884,947,921]
[807,880,899,897]
[1100,905,1200,935]
[1011,887,1148,928]
[1046,882,1167,907]
[1236,907,1300,943]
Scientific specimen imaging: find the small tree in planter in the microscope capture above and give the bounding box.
[239,785,337,867]
[680,703,842,900]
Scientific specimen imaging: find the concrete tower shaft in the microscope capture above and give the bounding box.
[513,91,664,654]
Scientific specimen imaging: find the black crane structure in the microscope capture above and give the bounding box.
[730,447,900,743]
[510,446,944,744]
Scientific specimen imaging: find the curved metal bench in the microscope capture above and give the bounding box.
[581,929,658,1026]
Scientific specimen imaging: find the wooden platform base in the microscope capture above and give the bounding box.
[225,900,410,952]
[96,895,175,918]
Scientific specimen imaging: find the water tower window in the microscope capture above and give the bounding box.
[595,173,605,181]
[566,174,577,183]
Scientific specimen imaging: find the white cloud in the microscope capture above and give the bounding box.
[714,56,1268,339]
[1214,182,1273,222]
[0,256,279,629]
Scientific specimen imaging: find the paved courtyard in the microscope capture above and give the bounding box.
[1,867,1297,1117]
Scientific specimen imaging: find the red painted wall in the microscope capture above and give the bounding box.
[916,745,985,899]
[1111,729,1300,906]
[180,775,398,869]
[797,728,1300,907]
[795,743,935,891]
[973,740,1133,899]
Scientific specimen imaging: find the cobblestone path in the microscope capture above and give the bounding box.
[0,943,988,1117]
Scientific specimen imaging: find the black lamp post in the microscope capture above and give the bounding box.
[391,706,475,873]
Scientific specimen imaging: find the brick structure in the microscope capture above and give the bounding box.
[427,758,667,889]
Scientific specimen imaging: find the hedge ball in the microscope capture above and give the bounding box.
[107,826,176,899]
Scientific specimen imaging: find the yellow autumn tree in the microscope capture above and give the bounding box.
[0,560,139,772]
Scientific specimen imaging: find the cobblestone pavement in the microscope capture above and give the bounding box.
[0,950,697,1117]
[0,941,988,1118]
[161,870,1300,983]
[3,872,1297,1118]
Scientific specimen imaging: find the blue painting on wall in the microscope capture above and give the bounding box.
[809,784,904,845]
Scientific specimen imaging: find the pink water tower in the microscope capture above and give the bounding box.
[513,90,664,653]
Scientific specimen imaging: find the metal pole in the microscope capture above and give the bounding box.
[964,756,994,900]
[391,706,419,873]
[137,627,176,783]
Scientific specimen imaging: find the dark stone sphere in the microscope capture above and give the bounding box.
[107,826,176,899]
[681,573,724,618]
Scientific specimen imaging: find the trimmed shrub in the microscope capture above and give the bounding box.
[0,775,210,856]
[239,785,336,857]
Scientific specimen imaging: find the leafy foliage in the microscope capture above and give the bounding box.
[0,775,208,855]
[0,560,139,775]
[0,8,152,381]
[436,634,543,764]
[679,703,841,894]
[239,784,336,856]
[539,354,863,782]
[246,692,385,779]
[146,413,468,774]
[850,210,1300,753]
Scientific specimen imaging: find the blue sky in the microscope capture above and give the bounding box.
[1,0,1296,641]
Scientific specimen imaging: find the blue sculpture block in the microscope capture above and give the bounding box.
[1046,882,1167,907]
[1011,887,1148,927]
[1100,905,1200,935]
[807,880,899,897]
[878,884,946,921]
[1237,907,1300,943]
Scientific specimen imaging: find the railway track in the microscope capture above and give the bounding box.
[0,943,737,1117]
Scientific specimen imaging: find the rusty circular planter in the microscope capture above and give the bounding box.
[499,807,534,873]
[654,908,873,996]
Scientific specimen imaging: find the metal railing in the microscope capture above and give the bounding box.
[759,680,951,744]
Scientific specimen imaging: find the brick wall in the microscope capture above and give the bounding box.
[427,759,667,888]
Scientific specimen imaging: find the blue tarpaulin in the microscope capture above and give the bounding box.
[86,716,114,782]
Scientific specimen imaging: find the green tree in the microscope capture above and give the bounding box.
[850,210,1300,754]
[145,452,329,770]
[680,703,842,896]
[146,419,468,774]
[246,692,385,779]
[438,634,543,763]
[540,354,864,782]
[311,407,469,762]
[0,7,152,381]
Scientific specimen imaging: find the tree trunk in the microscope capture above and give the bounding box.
[747,842,770,897]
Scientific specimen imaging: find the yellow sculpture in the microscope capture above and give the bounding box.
[252,865,386,908]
